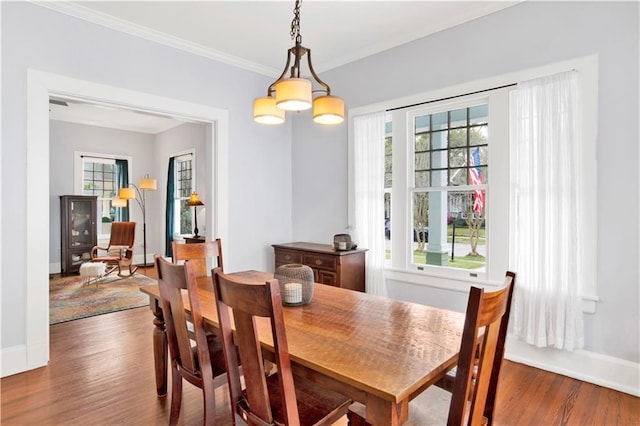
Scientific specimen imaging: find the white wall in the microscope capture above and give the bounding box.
[292,1,639,393]
[1,2,292,361]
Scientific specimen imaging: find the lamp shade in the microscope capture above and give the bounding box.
[139,175,157,190]
[275,78,312,111]
[253,96,285,125]
[119,187,135,200]
[187,192,204,206]
[313,95,345,125]
[112,196,127,207]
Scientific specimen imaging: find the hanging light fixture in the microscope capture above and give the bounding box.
[253,0,344,125]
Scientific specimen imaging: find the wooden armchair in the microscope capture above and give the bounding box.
[348,272,516,426]
[90,221,137,277]
[212,267,352,425]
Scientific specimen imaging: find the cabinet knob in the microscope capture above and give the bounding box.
[315,259,322,266]
[285,255,292,261]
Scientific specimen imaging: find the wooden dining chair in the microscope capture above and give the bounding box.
[172,239,224,277]
[155,255,229,426]
[347,271,516,426]
[212,267,352,426]
[431,271,517,424]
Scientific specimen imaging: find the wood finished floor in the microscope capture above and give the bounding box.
[2,267,638,425]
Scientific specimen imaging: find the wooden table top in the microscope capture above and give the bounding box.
[141,270,465,410]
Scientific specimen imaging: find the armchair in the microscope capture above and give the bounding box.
[91,221,138,277]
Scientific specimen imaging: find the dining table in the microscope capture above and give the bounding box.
[140,270,465,425]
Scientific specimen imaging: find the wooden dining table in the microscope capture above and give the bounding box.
[140,270,465,425]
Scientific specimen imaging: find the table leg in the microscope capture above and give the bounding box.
[365,394,408,425]
[150,298,168,397]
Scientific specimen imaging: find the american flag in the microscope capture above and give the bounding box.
[469,147,485,213]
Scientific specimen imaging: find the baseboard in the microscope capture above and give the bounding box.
[49,262,61,275]
[505,334,640,397]
[1,345,27,377]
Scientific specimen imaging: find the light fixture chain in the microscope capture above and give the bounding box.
[290,0,302,42]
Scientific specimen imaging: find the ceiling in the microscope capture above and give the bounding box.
[45,0,520,133]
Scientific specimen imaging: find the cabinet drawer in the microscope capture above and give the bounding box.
[303,253,337,271]
[275,250,303,266]
[318,270,338,286]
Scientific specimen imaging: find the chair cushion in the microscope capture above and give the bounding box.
[107,245,129,258]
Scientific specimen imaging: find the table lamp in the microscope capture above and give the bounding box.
[187,192,204,238]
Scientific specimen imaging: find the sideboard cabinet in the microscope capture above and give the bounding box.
[60,195,98,275]
[272,242,367,292]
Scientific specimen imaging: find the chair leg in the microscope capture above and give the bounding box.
[169,367,183,426]
[202,379,216,426]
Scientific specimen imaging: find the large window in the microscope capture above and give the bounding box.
[384,90,509,281]
[81,157,117,237]
[410,104,488,271]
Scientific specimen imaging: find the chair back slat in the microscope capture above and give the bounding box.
[448,273,515,426]
[172,239,223,277]
[109,222,136,248]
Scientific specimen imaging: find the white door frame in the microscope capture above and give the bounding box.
[24,69,229,372]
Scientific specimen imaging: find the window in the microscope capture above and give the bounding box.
[352,56,596,299]
[409,104,488,271]
[173,153,194,237]
[80,156,118,237]
[383,89,509,281]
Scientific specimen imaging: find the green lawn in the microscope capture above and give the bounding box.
[385,250,486,270]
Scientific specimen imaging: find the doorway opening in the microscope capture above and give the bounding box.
[25,69,229,373]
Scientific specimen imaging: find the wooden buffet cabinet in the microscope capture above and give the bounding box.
[272,242,367,292]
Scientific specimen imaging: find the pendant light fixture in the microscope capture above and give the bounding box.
[253,0,344,125]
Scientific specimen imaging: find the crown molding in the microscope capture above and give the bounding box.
[32,1,278,77]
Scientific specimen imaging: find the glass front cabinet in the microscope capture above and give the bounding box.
[60,195,98,275]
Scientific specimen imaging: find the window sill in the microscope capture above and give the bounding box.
[385,267,599,314]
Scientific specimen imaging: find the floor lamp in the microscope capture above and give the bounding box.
[118,174,157,268]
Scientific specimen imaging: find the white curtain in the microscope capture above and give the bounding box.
[354,112,387,296]
[509,70,585,351]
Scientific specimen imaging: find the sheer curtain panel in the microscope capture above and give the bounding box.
[354,112,387,296]
[510,70,585,351]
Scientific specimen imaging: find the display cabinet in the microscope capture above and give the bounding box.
[60,195,98,275]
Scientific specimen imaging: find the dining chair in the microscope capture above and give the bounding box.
[432,271,517,423]
[347,271,516,426]
[172,239,224,277]
[90,221,137,277]
[212,267,352,425]
[155,255,229,426]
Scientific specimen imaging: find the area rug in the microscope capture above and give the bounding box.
[50,273,156,325]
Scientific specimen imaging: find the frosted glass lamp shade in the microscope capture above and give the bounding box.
[275,78,312,111]
[112,196,127,207]
[139,176,157,190]
[313,95,345,125]
[253,96,285,124]
[119,187,135,200]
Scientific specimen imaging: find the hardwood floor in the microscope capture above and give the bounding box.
[2,272,638,425]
